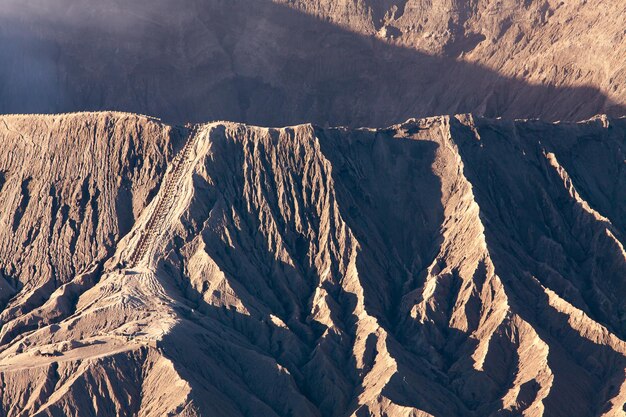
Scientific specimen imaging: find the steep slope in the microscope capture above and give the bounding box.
[0,0,624,125]
[0,111,185,351]
[0,113,625,417]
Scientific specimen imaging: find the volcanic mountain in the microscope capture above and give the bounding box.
[0,112,624,417]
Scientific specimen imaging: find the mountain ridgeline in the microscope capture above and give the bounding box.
[0,112,624,416]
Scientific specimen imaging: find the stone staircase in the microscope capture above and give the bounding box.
[128,128,199,267]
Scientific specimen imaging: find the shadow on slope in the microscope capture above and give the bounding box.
[155,119,626,417]
[151,124,482,416]
[447,117,626,417]
[0,0,623,126]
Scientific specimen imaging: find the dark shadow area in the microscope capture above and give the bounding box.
[0,171,6,194]
[451,117,626,338]
[0,0,623,126]
[11,177,32,233]
[313,127,471,416]
[314,125,531,415]
[313,126,444,326]
[448,117,626,417]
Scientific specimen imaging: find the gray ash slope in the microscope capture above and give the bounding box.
[0,112,625,417]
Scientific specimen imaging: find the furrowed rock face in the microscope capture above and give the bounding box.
[0,113,625,417]
[0,113,185,342]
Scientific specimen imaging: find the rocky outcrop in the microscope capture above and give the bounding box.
[0,112,624,416]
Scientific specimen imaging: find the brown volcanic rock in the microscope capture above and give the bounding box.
[0,0,624,126]
[0,112,624,416]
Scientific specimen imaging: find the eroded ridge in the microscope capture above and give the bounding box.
[0,113,625,417]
